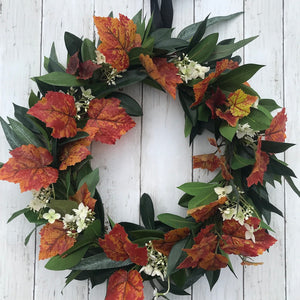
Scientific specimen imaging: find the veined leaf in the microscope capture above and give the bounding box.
[219,121,238,141]
[34,72,83,87]
[78,168,100,197]
[7,207,29,223]
[178,182,218,196]
[81,38,96,62]
[140,193,155,229]
[231,153,255,170]
[188,15,209,51]
[261,141,295,153]
[157,213,196,229]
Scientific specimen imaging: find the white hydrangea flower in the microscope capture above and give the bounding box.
[63,214,75,229]
[244,223,256,243]
[233,206,247,225]
[214,185,232,199]
[221,206,237,221]
[236,123,256,139]
[175,54,210,83]
[43,209,61,224]
[76,218,88,233]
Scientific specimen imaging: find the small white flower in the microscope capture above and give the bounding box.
[73,203,89,220]
[139,264,153,276]
[221,207,237,221]
[236,123,256,139]
[152,268,165,281]
[244,223,256,243]
[29,198,47,212]
[43,209,61,224]
[214,185,232,199]
[76,218,88,233]
[233,206,246,225]
[95,50,106,64]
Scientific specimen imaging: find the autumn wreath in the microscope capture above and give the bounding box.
[1,10,299,300]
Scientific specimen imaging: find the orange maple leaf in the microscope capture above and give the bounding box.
[221,217,277,257]
[205,88,227,118]
[106,269,144,300]
[178,224,228,271]
[0,144,58,192]
[193,153,220,171]
[39,220,76,260]
[192,59,239,107]
[83,98,136,144]
[99,224,148,266]
[69,183,96,210]
[219,156,234,181]
[94,14,141,72]
[228,89,258,117]
[187,197,227,223]
[265,108,287,142]
[59,139,91,171]
[246,137,270,187]
[28,91,77,139]
[152,227,190,256]
[215,109,239,127]
[139,54,183,99]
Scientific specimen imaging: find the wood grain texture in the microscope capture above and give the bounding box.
[0,1,299,299]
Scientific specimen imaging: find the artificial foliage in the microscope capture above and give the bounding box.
[1,9,299,300]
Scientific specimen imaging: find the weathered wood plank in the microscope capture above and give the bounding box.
[0,0,41,299]
[33,1,94,299]
[284,1,300,299]
[192,1,244,299]
[243,1,285,299]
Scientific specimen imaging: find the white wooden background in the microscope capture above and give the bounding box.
[0,0,299,299]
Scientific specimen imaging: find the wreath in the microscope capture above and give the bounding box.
[1,9,299,300]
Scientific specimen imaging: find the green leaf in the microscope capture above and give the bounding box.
[64,32,82,56]
[240,108,271,131]
[48,57,66,73]
[219,121,238,141]
[143,14,153,42]
[130,229,164,240]
[155,38,189,51]
[45,245,90,271]
[151,28,173,44]
[24,227,36,246]
[268,157,296,178]
[78,168,100,197]
[208,36,258,61]
[157,213,195,229]
[188,15,209,51]
[178,193,193,208]
[128,47,152,65]
[72,252,133,270]
[59,131,89,146]
[178,182,218,196]
[231,153,255,170]
[91,70,147,98]
[189,33,218,63]
[178,88,198,126]
[285,176,300,197]
[0,116,23,149]
[24,210,47,225]
[261,141,295,153]
[7,208,29,223]
[28,90,40,107]
[206,269,220,290]
[110,92,143,116]
[198,104,210,122]
[188,188,219,209]
[8,117,43,148]
[140,193,155,229]
[184,115,193,137]
[258,99,281,112]
[167,238,189,276]
[216,64,264,90]
[178,12,243,41]
[81,38,96,62]
[47,199,78,216]
[64,270,82,288]
[34,72,83,87]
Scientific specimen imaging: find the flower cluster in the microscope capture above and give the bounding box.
[29,187,53,212]
[63,203,95,238]
[174,54,210,83]
[140,241,168,281]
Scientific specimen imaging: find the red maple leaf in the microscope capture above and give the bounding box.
[221,217,277,257]
[106,269,144,300]
[177,225,228,271]
[187,197,227,223]
[265,108,287,142]
[94,14,141,72]
[192,59,238,107]
[139,54,183,99]
[99,224,148,266]
[0,144,58,192]
[69,183,96,210]
[246,137,270,187]
[152,227,190,256]
[39,220,76,260]
[59,139,91,171]
[66,52,80,75]
[215,109,239,127]
[83,97,136,144]
[205,88,227,119]
[219,156,234,181]
[28,91,77,139]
